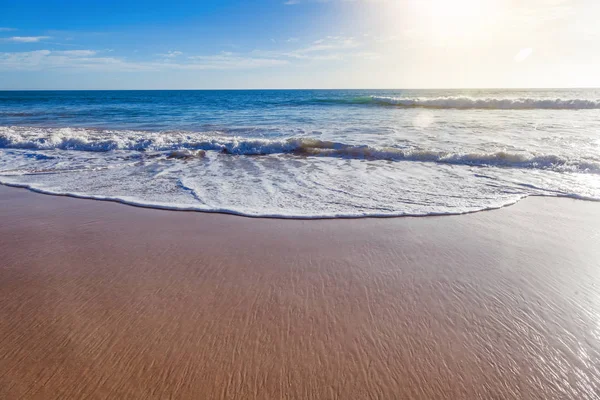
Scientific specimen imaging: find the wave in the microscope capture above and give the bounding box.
[1,126,598,173]
[317,96,600,110]
[297,143,600,173]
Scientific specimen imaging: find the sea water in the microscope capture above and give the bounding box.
[1,89,599,218]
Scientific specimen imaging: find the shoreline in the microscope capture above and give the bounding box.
[0,181,578,220]
[1,184,599,399]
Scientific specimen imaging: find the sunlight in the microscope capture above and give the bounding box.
[425,0,484,19]
[421,0,494,40]
[397,0,502,43]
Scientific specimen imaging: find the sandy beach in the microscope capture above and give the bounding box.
[0,185,599,399]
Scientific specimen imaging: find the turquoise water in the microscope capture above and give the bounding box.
[1,89,600,217]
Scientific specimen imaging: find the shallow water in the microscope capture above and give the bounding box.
[1,89,600,217]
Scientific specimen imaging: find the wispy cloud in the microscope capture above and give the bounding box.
[293,36,358,54]
[255,36,362,61]
[0,49,288,72]
[0,35,375,73]
[182,52,288,70]
[0,50,149,71]
[353,51,381,61]
[55,50,97,56]
[5,36,50,43]
[158,50,183,58]
[0,27,16,32]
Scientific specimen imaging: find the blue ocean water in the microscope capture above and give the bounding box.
[1,89,600,217]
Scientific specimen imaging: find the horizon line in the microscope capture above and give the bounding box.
[1,87,598,91]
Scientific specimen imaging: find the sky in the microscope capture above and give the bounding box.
[0,0,598,89]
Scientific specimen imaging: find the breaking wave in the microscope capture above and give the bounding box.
[1,126,598,173]
[318,96,600,110]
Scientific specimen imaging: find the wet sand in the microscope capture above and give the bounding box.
[1,185,599,399]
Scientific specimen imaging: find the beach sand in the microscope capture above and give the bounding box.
[1,185,599,399]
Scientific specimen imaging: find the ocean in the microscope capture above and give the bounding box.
[1,89,599,218]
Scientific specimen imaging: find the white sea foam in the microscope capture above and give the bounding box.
[2,147,598,219]
[0,151,532,218]
[369,96,600,109]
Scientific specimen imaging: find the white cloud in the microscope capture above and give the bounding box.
[182,52,288,69]
[0,50,52,69]
[353,51,381,60]
[0,27,16,32]
[0,49,288,72]
[158,50,183,58]
[0,34,375,74]
[5,36,50,43]
[246,35,370,63]
[298,36,358,53]
[263,36,362,61]
[0,50,150,71]
[54,50,97,57]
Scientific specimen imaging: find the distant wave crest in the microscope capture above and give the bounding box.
[369,96,600,109]
[315,96,600,110]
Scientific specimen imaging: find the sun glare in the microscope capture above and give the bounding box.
[391,0,501,43]
[424,0,494,39]
[426,0,484,18]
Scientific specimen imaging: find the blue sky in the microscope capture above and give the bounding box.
[1,0,598,89]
